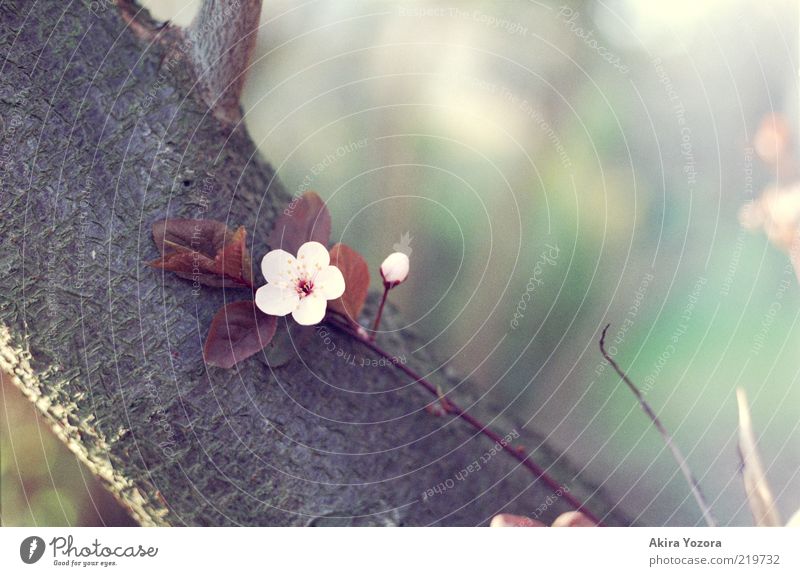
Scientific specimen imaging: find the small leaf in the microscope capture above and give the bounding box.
[149,250,215,276]
[267,192,331,255]
[150,220,253,288]
[153,219,231,258]
[327,243,369,323]
[213,226,248,280]
[241,243,254,287]
[204,301,277,368]
[737,388,782,526]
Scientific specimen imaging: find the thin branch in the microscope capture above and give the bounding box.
[369,286,389,341]
[599,324,716,526]
[327,316,602,526]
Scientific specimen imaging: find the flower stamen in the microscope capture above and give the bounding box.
[297,278,314,297]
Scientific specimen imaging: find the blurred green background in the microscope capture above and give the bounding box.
[3,0,799,526]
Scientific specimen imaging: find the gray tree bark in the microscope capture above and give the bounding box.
[0,0,627,526]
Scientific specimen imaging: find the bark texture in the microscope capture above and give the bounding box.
[0,0,626,526]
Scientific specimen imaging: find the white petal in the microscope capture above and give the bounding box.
[261,249,297,284]
[314,265,345,300]
[292,294,327,325]
[255,283,299,317]
[297,241,330,269]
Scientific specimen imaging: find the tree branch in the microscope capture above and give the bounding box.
[187,0,262,124]
[599,324,716,526]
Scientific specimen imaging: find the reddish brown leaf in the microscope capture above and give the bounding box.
[150,250,215,274]
[327,243,369,322]
[213,226,247,279]
[267,192,331,254]
[150,220,253,288]
[149,250,251,288]
[241,243,254,287]
[148,251,227,287]
[152,218,231,258]
[204,301,277,368]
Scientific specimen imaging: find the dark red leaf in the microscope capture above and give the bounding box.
[204,301,277,368]
[150,220,254,288]
[267,192,331,254]
[213,226,248,280]
[149,250,214,274]
[152,219,231,258]
[148,251,229,288]
[241,243,254,287]
[327,243,369,323]
[149,250,252,288]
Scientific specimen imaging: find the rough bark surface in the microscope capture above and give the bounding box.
[0,1,626,526]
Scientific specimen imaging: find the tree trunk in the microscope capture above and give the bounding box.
[0,0,626,526]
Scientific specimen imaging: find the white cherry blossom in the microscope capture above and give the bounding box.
[255,241,345,326]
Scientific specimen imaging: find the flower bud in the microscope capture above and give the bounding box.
[380,252,409,288]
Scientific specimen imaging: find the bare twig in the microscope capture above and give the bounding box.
[599,324,716,526]
[327,316,602,525]
[369,286,389,341]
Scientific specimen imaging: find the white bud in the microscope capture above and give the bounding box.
[380,252,409,287]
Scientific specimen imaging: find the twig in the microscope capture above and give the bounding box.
[369,286,389,341]
[599,324,716,526]
[326,316,602,525]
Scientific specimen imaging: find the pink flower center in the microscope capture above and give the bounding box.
[296,277,314,297]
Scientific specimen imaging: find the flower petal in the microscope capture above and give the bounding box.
[291,294,327,325]
[314,265,345,300]
[380,252,410,285]
[255,283,299,317]
[297,241,330,270]
[261,249,297,284]
[551,511,597,527]
[489,514,545,528]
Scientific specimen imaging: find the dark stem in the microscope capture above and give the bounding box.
[599,324,716,527]
[326,316,603,526]
[369,286,390,342]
